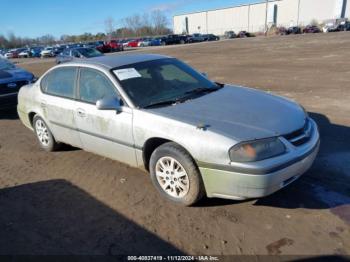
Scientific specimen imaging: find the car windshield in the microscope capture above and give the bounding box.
[112,58,222,108]
[0,59,15,70]
[77,48,102,58]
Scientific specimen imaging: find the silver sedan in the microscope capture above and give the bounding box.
[17,54,320,205]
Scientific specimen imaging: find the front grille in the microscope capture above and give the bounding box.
[0,80,29,95]
[283,119,312,146]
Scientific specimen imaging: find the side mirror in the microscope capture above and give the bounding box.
[96,97,122,112]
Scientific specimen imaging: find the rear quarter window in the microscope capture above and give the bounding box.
[41,67,77,99]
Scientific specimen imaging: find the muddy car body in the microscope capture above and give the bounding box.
[17,54,320,205]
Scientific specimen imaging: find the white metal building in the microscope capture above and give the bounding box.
[173,0,350,35]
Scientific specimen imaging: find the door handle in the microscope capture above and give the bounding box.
[40,101,47,108]
[77,108,86,117]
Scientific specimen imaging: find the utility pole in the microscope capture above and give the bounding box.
[264,0,268,36]
[297,0,301,26]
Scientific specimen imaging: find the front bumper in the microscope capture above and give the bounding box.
[199,119,320,200]
[0,93,17,109]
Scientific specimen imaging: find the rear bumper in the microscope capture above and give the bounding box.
[17,105,33,130]
[199,119,320,200]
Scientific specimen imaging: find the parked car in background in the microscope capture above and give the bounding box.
[55,47,104,64]
[323,20,350,32]
[276,27,287,35]
[0,58,35,109]
[83,42,97,49]
[30,47,44,57]
[127,39,141,48]
[337,20,350,31]
[237,31,254,38]
[138,38,153,47]
[53,47,65,56]
[203,34,220,41]
[286,26,302,35]
[303,25,321,33]
[224,31,236,39]
[121,39,132,48]
[40,47,54,58]
[323,23,335,32]
[107,40,124,52]
[149,38,162,46]
[18,49,32,58]
[17,54,319,205]
[188,33,205,43]
[96,43,111,53]
[161,35,189,45]
[5,49,20,59]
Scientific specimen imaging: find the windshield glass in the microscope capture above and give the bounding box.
[77,48,102,58]
[0,59,15,70]
[112,58,220,108]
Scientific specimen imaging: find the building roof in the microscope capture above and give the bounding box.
[71,53,170,69]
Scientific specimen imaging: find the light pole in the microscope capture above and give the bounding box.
[264,0,268,36]
[297,0,301,26]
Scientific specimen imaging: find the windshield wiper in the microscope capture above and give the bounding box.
[143,85,224,109]
[143,98,184,109]
[184,86,222,96]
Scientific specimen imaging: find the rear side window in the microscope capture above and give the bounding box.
[41,67,77,99]
[78,68,117,104]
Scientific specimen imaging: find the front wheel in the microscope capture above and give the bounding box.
[33,115,60,152]
[149,142,205,206]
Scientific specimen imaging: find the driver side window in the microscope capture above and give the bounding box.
[78,68,118,104]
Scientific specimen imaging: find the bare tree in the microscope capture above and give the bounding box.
[39,34,56,45]
[123,14,143,36]
[151,10,169,35]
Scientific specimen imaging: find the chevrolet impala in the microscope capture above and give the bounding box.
[17,54,320,205]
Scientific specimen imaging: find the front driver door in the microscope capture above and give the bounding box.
[74,67,137,166]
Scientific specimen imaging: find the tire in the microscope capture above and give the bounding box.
[33,115,60,152]
[149,142,205,206]
[180,40,185,44]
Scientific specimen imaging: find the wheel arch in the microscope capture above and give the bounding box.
[28,111,37,127]
[142,137,196,172]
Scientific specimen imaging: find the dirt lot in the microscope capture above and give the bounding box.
[1,32,349,257]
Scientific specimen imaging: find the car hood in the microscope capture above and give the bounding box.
[148,85,306,142]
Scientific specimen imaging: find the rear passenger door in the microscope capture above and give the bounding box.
[40,67,82,148]
[74,67,137,166]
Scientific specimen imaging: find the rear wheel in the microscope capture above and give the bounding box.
[149,142,205,206]
[33,115,60,152]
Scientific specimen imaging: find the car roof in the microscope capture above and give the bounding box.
[68,53,171,69]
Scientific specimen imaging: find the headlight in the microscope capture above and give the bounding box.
[229,137,286,162]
